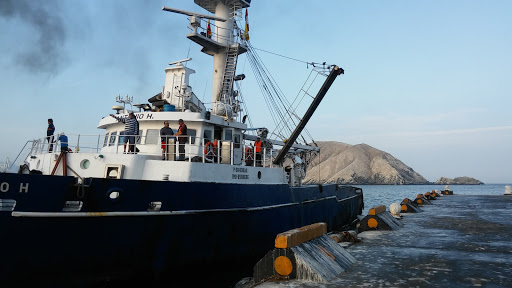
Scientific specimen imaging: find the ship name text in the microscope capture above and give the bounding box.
[0,182,29,193]
[232,167,249,180]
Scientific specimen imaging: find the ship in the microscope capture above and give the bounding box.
[0,1,363,287]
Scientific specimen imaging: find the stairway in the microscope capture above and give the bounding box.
[220,44,239,103]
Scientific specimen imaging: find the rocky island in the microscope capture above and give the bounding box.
[303,141,429,185]
[434,177,483,185]
[303,141,482,185]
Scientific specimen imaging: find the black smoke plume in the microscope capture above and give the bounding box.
[0,0,67,75]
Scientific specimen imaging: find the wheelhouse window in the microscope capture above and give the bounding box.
[103,132,109,147]
[118,131,125,146]
[136,130,142,144]
[234,133,241,148]
[203,129,212,142]
[109,132,117,146]
[145,129,159,145]
[224,129,233,141]
[119,132,125,145]
[188,129,197,145]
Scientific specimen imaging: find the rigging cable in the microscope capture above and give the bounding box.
[252,47,334,68]
[246,42,297,137]
[236,21,334,149]
[246,42,329,144]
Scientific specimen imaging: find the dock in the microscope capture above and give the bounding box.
[254,194,512,287]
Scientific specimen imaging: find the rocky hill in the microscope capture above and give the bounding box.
[303,141,429,185]
[434,177,483,185]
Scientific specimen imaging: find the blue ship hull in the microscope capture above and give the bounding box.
[0,173,363,287]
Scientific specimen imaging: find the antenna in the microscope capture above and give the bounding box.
[115,94,134,112]
[162,6,227,22]
[169,58,192,66]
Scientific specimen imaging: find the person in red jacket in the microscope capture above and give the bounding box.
[173,119,188,160]
[254,136,263,167]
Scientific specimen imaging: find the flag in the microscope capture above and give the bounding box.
[244,9,249,41]
[207,19,212,38]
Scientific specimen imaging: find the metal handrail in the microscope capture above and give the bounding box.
[7,140,33,171]
[27,134,278,168]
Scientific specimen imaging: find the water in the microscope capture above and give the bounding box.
[252,183,512,288]
[357,184,511,214]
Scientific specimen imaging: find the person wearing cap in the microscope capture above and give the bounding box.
[47,118,55,152]
[110,112,138,153]
[173,119,188,160]
[254,136,263,167]
[58,132,69,153]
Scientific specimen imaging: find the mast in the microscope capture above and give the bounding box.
[162,0,250,119]
[211,2,231,103]
[273,65,344,165]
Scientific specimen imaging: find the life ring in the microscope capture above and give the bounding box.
[244,147,254,164]
[204,141,214,161]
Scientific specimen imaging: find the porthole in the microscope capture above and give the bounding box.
[80,159,90,169]
[106,188,122,202]
[257,171,262,179]
[109,191,120,199]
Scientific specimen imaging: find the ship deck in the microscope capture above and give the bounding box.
[255,194,512,287]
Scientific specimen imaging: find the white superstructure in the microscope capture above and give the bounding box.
[19,0,319,188]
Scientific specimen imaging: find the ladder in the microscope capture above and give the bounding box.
[51,152,67,176]
[220,44,239,104]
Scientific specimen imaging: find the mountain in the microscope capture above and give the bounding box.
[303,141,429,185]
[434,177,483,185]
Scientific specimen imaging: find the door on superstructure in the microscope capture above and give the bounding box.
[223,128,242,165]
[233,132,242,165]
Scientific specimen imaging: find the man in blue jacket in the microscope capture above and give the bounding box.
[58,132,69,153]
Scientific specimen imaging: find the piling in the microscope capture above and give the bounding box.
[413,194,431,206]
[441,185,454,195]
[400,198,422,213]
[424,191,436,200]
[357,205,402,232]
[253,223,356,284]
[430,190,441,198]
[505,185,511,195]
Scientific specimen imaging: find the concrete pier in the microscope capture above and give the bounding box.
[255,194,512,287]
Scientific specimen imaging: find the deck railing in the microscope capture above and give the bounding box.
[29,134,278,168]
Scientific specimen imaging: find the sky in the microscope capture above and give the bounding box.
[0,0,511,183]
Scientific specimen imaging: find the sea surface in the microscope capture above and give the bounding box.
[356,184,511,214]
[252,183,512,288]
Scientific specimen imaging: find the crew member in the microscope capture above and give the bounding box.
[47,118,55,152]
[160,121,174,160]
[174,119,188,160]
[110,112,138,153]
[254,136,263,167]
[58,132,68,153]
